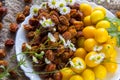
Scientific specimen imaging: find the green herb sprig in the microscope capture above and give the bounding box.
[104,17,120,47]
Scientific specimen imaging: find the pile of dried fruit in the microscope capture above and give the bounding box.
[21,0,119,80]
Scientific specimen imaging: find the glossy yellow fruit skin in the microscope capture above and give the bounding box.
[85,51,99,67]
[95,28,108,43]
[82,69,95,80]
[71,57,86,74]
[103,60,118,73]
[69,75,83,80]
[101,44,117,59]
[80,3,92,16]
[96,20,110,29]
[106,36,117,47]
[84,38,97,52]
[84,16,92,26]
[60,68,75,80]
[77,37,85,48]
[91,10,105,24]
[93,65,107,79]
[82,26,96,39]
[74,48,87,59]
[93,6,106,15]
[118,26,120,31]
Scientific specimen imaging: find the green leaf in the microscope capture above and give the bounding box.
[104,17,120,47]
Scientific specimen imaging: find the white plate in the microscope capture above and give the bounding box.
[15,0,120,80]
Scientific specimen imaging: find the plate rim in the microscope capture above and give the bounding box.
[15,1,120,80]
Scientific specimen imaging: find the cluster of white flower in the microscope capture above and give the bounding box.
[48,0,76,15]
[30,4,55,28]
[69,59,84,69]
[89,53,105,64]
[93,45,103,52]
[40,17,55,28]
[30,0,76,28]
[59,34,76,51]
[32,51,45,63]
[47,33,76,51]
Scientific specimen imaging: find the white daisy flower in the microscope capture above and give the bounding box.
[0,65,5,69]
[40,2,47,9]
[41,51,45,55]
[39,17,47,27]
[59,35,76,51]
[66,0,76,5]
[48,0,58,9]
[59,34,67,47]
[69,60,75,67]
[89,53,105,64]
[57,0,67,10]
[66,40,76,51]
[53,28,56,32]
[70,59,84,69]
[25,43,32,49]
[45,58,51,64]
[48,32,56,42]
[93,45,103,52]
[40,17,55,28]
[60,7,71,15]
[75,59,84,69]
[46,19,55,27]
[95,53,105,64]
[30,5,40,16]
[32,56,39,63]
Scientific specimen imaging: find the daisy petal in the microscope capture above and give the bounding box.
[60,7,71,15]
[48,32,56,42]
[48,0,58,9]
[30,5,40,16]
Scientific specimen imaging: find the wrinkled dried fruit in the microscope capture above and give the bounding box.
[9,70,18,79]
[45,50,54,62]
[24,0,32,3]
[45,78,54,80]
[27,31,35,38]
[70,3,80,10]
[0,60,8,67]
[0,49,6,58]
[0,22,2,29]
[9,23,18,32]
[0,7,7,20]
[24,24,33,31]
[45,63,56,72]
[16,12,25,23]
[54,71,62,80]
[51,15,59,25]
[23,5,30,16]
[62,31,72,40]
[22,43,27,52]
[0,2,2,7]
[58,24,68,33]
[29,18,40,27]
[116,11,120,19]
[5,39,14,46]
[59,16,69,26]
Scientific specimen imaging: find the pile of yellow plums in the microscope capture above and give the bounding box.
[60,3,118,80]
